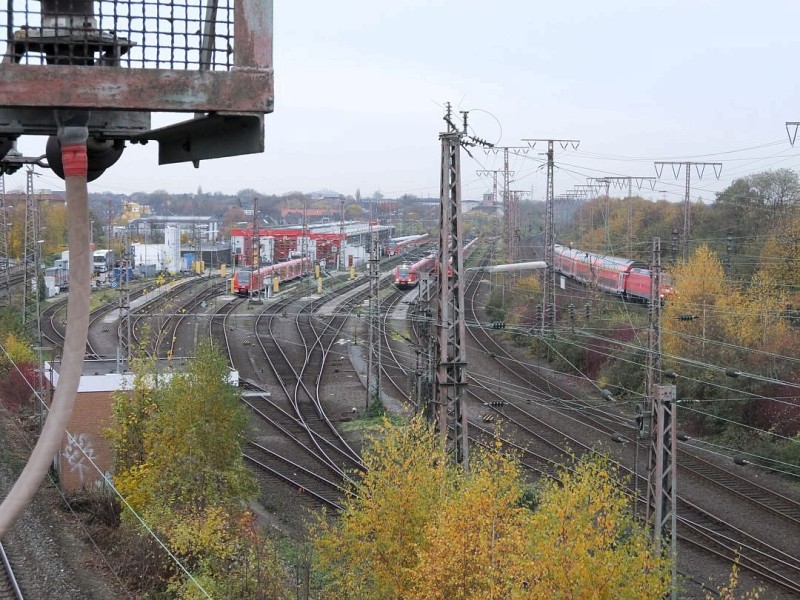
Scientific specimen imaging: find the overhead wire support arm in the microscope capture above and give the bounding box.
[786,121,800,146]
[654,161,722,263]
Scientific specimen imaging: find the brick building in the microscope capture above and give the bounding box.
[46,360,238,492]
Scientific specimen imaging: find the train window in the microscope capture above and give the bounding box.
[398,266,411,278]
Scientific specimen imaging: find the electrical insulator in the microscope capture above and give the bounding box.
[677,314,696,321]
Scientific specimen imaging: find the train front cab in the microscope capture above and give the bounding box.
[235,270,252,295]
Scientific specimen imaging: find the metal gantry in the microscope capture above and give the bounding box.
[654,161,722,262]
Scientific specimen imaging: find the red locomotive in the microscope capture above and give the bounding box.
[232,256,312,296]
[553,244,672,302]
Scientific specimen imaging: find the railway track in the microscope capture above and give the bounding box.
[457,255,800,596]
[212,274,372,517]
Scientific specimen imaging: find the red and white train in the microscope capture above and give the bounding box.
[553,244,672,302]
[394,237,480,290]
[384,233,430,256]
[232,256,312,296]
[394,253,437,289]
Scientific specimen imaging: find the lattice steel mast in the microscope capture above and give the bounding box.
[22,166,39,324]
[645,238,677,597]
[433,104,491,467]
[523,138,579,335]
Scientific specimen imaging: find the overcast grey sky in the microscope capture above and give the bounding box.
[7,0,800,203]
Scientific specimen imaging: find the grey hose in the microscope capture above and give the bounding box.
[0,114,90,538]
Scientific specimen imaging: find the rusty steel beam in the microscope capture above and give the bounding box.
[0,65,272,113]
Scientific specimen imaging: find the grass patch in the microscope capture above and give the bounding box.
[340,412,405,432]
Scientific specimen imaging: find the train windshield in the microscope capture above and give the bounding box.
[238,270,252,285]
[397,265,411,278]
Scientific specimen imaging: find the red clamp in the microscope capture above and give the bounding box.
[61,143,88,177]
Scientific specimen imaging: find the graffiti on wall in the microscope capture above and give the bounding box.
[63,432,96,486]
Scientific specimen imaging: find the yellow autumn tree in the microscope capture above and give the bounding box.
[108,343,285,598]
[314,415,453,599]
[1,331,35,366]
[313,417,671,599]
[41,201,69,254]
[526,456,670,599]
[758,209,800,300]
[409,443,534,599]
[663,245,729,360]
[719,270,790,363]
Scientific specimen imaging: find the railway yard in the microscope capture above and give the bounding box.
[1,244,800,599]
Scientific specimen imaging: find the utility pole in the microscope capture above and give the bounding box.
[572,184,596,247]
[645,238,677,598]
[339,198,346,271]
[654,161,722,262]
[523,138,579,336]
[508,190,532,261]
[0,175,9,295]
[434,103,492,467]
[107,198,113,249]
[23,166,39,325]
[588,177,612,253]
[484,146,527,260]
[476,168,501,212]
[414,273,434,417]
[302,196,308,275]
[252,197,261,298]
[366,235,381,410]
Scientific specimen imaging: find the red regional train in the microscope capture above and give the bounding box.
[384,233,430,256]
[394,237,481,290]
[552,244,672,302]
[394,253,437,289]
[232,256,312,296]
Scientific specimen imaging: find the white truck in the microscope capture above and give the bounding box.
[92,248,115,273]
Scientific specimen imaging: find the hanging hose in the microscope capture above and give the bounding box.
[0,111,91,537]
